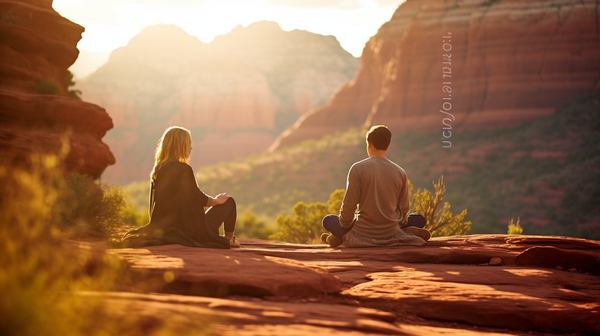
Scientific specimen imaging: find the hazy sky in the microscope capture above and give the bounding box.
[53,0,405,57]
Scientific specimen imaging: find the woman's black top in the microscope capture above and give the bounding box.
[117,161,230,249]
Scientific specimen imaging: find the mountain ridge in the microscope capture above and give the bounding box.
[80,21,359,184]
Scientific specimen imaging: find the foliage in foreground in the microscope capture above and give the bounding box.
[0,155,210,336]
[409,176,471,237]
[54,173,130,238]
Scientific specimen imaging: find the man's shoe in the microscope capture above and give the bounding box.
[404,226,431,241]
[228,236,242,248]
[320,233,330,244]
[326,234,343,248]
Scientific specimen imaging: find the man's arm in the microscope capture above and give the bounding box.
[339,164,360,228]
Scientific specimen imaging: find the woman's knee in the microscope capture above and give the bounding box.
[225,196,236,207]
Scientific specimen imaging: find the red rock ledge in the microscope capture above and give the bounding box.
[79,234,600,335]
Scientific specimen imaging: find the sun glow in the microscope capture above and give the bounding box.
[53,0,405,57]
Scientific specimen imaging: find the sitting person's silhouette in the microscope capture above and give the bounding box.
[321,125,430,248]
[118,126,241,248]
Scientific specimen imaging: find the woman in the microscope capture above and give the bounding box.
[118,126,240,248]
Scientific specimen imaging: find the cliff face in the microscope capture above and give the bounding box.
[0,0,114,178]
[270,0,600,150]
[79,22,358,184]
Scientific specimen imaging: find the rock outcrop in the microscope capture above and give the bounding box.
[91,234,600,335]
[79,22,358,184]
[0,0,114,178]
[270,0,600,150]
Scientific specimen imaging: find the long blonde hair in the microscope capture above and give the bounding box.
[150,126,192,181]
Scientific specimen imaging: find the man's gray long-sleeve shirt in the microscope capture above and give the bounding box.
[339,156,409,239]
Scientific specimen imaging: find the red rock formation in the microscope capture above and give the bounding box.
[100,234,600,334]
[270,0,600,150]
[0,0,114,178]
[79,22,358,184]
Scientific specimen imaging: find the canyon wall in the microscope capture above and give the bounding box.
[79,22,358,184]
[270,0,600,150]
[0,0,114,178]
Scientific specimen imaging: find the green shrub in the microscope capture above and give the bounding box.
[66,70,82,100]
[123,204,149,227]
[410,176,471,237]
[326,189,345,214]
[235,209,275,239]
[0,155,210,336]
[269,189,344,244]
[507,217,523,234]
[269,201,328,244]
[34,79,60,95]
[54,173,129,238]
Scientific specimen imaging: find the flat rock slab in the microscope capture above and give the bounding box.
[108,245,341,297]
[344,264,600,334]
[102,234,600,334]
[81,291,524,336]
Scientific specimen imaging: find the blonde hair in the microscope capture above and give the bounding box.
[150,126,192,181]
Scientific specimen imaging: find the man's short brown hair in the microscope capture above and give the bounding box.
[366,125,392,150]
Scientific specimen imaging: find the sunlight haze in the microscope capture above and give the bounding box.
[53,0,405,58]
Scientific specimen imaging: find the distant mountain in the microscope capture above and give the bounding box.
[79,22,358,184]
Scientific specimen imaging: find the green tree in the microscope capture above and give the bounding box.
[235,209,275,239]
[269,189,345,244]
[409,176,471,237]
[269,202,329,244]
[66,70,82,100]
[326,188,345,214]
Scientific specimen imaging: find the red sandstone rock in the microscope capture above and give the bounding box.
[83,291,518,336]
[515,245,600,275]
[0,0,114,178]
[79,22,358,184]
[270,0,600,150]
[101,234,600,334]
[108,244,341,297]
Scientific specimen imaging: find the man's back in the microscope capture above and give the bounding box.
[339,156,409,239]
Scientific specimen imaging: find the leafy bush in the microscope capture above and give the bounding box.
[270,176,473,243]
[235,209,275,239]
[123,203,149,227]
[507,217,523,234]
[409,176,471,237]
[66,70,82,100]
[54,173,129,238]
[326,189,345,214]
[269,189,344,244]
[269,202,328,244]
[34,79,60,95]
[0,155,210,336]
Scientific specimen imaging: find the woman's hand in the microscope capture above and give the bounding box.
[211,193,230,206]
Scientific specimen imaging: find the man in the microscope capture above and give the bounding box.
[321,125,430,248]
